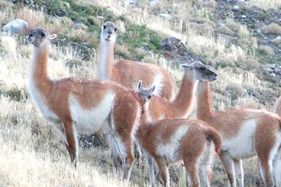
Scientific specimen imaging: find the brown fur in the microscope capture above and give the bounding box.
[97,22,175,101]
[146,74,195,121]
[196,81,281,187]
[134,87,222,187]
[28,29,140,179]
[137,118,221,187]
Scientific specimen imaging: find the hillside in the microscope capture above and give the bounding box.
[0,0,280,186]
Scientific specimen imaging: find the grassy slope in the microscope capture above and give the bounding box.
[0,0,280,186]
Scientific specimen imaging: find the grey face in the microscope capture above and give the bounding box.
[101,21,117,43]
[27,28,48,47]
[136,81,155,104]
[182,61,218,82]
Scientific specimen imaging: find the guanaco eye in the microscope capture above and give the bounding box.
[114,28,118,32]
[148,96,151,99]
[41,32,45,37]
[103,25,106,30]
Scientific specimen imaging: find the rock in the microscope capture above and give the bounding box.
[159,36,203,64]
[149,0,160,8]
[272,36,281,45]
[158,13,175,21]
[73,21,87,30]
[260,64,281,81]
[2,19,29,35]
[233,5,240,11]
[55,9,67,17]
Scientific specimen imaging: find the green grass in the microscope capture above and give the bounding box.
[17,0,165,61]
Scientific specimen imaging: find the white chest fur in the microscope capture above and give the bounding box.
[69,92,116,134]
[28,58,59,123]
[156,126,189,162]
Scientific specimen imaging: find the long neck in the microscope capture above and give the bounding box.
[97,40,115,80]
[135,98,152,144]
[29,44,52,94]
[171,73,198,117]
[196,81,214,120]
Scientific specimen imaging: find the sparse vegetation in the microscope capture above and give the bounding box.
[0,0,280,186]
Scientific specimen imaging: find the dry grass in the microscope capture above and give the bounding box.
[248,0,281,10]
[0,32,267,187]
[0,0,280,186]
[0,33,138,187]
[261,23,281,35]
[0,98,133,187]
[16,7,45,30]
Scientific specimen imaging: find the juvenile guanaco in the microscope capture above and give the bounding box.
[134,81,222,187]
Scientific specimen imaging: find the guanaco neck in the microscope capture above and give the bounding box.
[196,81,214,120]
[97,39,115,80]
[170,72,198,117]
[29,43,53,95]
[134,94,152,144]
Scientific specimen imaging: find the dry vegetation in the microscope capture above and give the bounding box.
[0,0,280,186]
[248,0,281,10]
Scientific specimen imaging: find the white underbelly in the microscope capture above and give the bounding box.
[156,126,189,162]
[222,119,257,159]
[69,92,115,134]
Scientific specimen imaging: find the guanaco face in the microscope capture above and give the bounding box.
[181,61,217,82]
[27,28,56,48]
[136,81,155,104]
[101,21,118,44]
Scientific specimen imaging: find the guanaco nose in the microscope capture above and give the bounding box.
[27,33,33,42]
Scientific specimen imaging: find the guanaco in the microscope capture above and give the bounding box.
[273,96,281,186]
[134,81,222,187]
[27,28,141,180]
[196,80,281,187]
[97,21,176,101]
[146,61,217,122]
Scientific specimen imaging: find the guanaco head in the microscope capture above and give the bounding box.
[27,28,57,48]
[101,21,117,44]
[181,61,217,82]
[136,81,155,105]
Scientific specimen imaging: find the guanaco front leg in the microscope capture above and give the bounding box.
[63,119,78,167]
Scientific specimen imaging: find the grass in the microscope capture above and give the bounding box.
[0,0,281,186]
[248,0,281,10]
[0,97,131,187]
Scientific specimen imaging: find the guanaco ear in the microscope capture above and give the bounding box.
[48,34,57,40]
[149,85,156,94]
[137,80,143,91]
